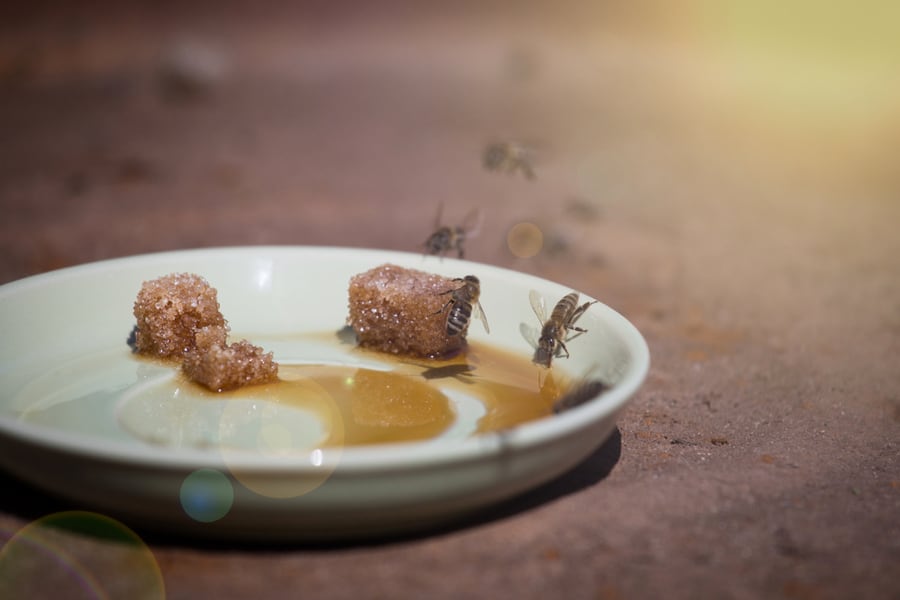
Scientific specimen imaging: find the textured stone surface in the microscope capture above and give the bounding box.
[1,2,898,599]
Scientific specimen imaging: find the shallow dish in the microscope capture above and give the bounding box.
[0,246,649,541]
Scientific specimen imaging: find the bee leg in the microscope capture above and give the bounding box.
[431,298,454,316]
[453,234,465,259]
[571,301,598,322]
[565,301,597,340]
[564,325,588,343]
[556,340,571,359]
[435,280,463,297]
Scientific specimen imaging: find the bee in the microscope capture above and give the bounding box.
[483,141,535,179]
[527,290,597,368]
[552,378,609,414]
[434,275,490,337]
[423,204,483,259]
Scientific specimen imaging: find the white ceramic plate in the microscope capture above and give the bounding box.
[0,247,648,541]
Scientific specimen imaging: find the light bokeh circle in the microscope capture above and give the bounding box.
[0,511,164,600]
[180,468,234,522]
[217,373,345,499]
[507,222,544,258]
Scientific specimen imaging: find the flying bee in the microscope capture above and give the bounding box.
[423,204,483,259]
[526,290,598,368]
[434,275,490,337]
[483,141,535,180]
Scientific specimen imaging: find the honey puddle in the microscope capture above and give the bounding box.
[179,364,457,447]
[362,341,569,438]
[135,341,569,449]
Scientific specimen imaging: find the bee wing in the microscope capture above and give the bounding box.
[460,208,484,237]
[474,300,490,334]
[519,322,540,350]
[528,289,547,324]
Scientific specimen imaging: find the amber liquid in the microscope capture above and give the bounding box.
[179,341,568,447]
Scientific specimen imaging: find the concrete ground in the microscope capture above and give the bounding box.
[1,2,898,598]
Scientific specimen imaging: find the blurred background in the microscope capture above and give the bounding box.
[2,1,897,272]
[2,0,899,364]
[3,0,899,351]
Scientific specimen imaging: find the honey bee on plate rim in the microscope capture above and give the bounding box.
[527,290,597,368]
[552,378,609,414]
[434,275,490,337]
[423,203,483,260]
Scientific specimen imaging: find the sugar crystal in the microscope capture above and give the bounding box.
[347,264,464,358]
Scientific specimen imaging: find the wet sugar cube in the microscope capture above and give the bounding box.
[132,273,227,358]
[347,264,464,358]
[182,338,278,392]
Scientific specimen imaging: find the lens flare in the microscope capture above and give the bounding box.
[180,468,235,523]
[117,368,346,500]
[218,374,344,499]
[0,511,164,600]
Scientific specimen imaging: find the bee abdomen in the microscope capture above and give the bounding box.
[552,293,579,318]
[446,303,472,336]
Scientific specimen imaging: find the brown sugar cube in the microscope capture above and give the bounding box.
[183,339,279,392]
[133,273,227,358]
[193,324,228,350]
[347,263,464,357]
